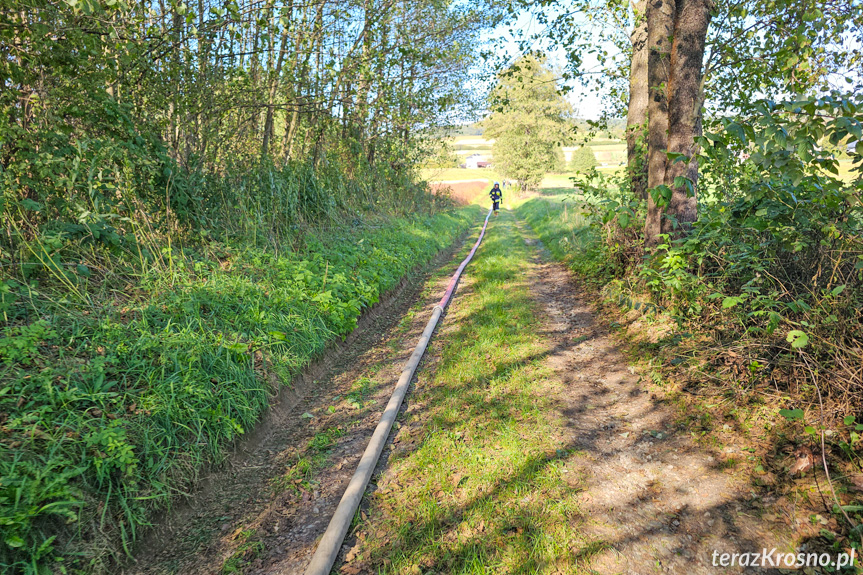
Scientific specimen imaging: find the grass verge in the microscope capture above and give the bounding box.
[0,207,480,573]
[514,196,607,284]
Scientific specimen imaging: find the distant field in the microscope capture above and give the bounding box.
[452,136,495,146]
[541,173,579,189]
[450,136,493,157]
[453,144,492,151]
[438,135,628,167]
[429,180,490,204]
[587,141,626,165]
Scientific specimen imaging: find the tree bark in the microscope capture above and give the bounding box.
[661,0,712,236]
[644,0,674,248]
[626,0,648,201]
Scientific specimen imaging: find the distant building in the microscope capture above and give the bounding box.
[464,153,491,169]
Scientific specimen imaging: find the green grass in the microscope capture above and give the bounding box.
[450,136,494,145]
[350,210,595,573]
[271,425,347,495]
[220,529,263,574]
[514,196,607,282]
[0,207,481,573]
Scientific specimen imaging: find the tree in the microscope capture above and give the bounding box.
[484,54,572,190]
[501,0,861,248]
[644,0,676,247]
[644,0,713,247]
[626,0,649,201]
[569,145,598,173]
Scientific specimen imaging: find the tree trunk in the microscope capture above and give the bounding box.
[644,0,674,248]
[661,0,712,236]
[626,0,648,201]
[262,26,289,159]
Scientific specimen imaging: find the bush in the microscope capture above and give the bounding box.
[569,95,863,423]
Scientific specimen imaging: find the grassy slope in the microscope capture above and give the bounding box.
[349,211,589,573]
[0,207,480,572]
[512,194,604,283]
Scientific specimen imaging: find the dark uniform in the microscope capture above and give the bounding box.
[489,183,502,215]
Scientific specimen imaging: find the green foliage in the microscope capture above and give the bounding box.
[642,96,863,332]
[0,4,484,568]
[0,321,56,366]
[564,95,863,423]
[568,145,598,173]
[484,54,572,190]
[0,206,477,572]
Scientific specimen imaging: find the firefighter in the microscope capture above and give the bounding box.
[489,182,502,216]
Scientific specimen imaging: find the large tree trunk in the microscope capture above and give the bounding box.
[626,0,649,201]
[644,0,675,248]
[661,0,712,236]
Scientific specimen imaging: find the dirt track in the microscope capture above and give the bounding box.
[513,220,794,574]
[128,210,801,574]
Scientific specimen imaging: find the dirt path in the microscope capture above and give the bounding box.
[335,212,796,574]
[514,220,795,573]
[130,210,799,574]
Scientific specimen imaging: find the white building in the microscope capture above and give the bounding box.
[464,153,488,169]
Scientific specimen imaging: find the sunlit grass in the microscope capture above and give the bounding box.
[352,211,595,573]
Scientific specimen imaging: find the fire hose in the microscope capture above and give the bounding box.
[302,206,494,575]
